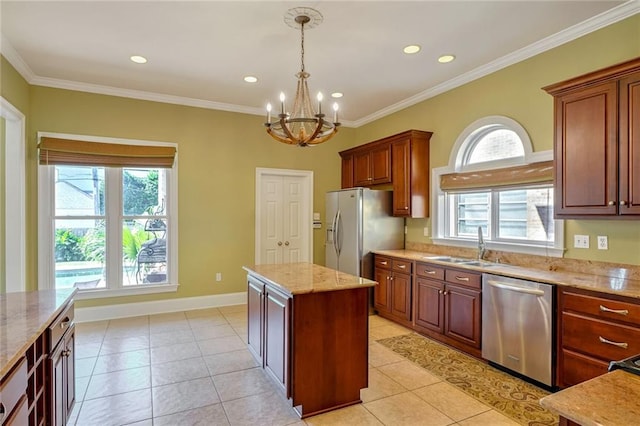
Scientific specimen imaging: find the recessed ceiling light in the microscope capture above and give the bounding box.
[244,76,258,83]
[130,55,147,64]
[403,45,421,54]
[331,92,343,98]
[438,54,456,63]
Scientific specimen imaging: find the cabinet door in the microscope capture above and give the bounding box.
[619,71,640,215]
[353,151,372,186]
[264,288,290,394]
[415,278,444,332]
[391,139,411,216]
[371,144,391,184]
[373,268,391,313]
[64,327,75,422]
[247,278,264,363]
[444,284,481,348]
[341,154,354,189]
[390,272,412,321]
[554,82,618,216]
[49,343,65,426]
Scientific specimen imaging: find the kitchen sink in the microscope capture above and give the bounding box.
[422,256,496,267]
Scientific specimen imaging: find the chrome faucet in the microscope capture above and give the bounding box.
[477,226,486,261]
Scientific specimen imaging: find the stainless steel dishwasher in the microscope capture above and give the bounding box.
[482,273,554,387]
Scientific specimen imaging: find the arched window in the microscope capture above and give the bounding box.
[432,116,563,257]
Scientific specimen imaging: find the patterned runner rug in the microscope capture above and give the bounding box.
[377,333,558,426]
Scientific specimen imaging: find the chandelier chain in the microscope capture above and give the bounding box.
[300,22,305,73]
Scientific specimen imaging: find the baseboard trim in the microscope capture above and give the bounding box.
[75,292,247,323]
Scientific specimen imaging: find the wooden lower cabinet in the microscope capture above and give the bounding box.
[444,283,481,348]
[246,273,369,418]
[373,256,412,326]
[558,287,640,388]
[48,307,75,426]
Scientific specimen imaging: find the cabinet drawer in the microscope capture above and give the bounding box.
[49,303,74,352]
[1,357,27,423]
[562,290,640,326]
[374,256,392,269]
[445,269,481,289]
[415,262,445,280]
[562,312,640,361]
[392,259,412,274]
[560,348,609,387]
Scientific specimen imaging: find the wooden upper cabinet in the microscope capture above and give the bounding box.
[543,57,640,218]
[353,143,391,186]
[339,129,432,218]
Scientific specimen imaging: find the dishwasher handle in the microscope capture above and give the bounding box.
[486,280,545,296]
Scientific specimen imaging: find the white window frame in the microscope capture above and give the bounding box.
[432,116,564,257]
[37,132,179,299]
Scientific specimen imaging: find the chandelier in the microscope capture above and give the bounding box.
[264,8,340,147]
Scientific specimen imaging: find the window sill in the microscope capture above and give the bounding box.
[431,237,565,258]
[73,283,179,300]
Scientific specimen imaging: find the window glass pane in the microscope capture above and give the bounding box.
[54,220,106,289]
[55,166,104,216]
[498,188,554,241]
[124,219,167,286]
[468,129,524,164]
[456,192,489,237]
[123,168,166,216]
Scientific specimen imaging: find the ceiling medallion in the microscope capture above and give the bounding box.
[264,7,340,147]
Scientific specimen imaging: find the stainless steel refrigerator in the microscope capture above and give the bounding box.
[325,188,404,280]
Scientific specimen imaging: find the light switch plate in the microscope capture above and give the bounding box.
[574,235,590,249]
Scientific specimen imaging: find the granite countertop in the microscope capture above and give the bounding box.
[1,288,77,377]
[243,262,376,296]
[374,249,640,299]
[540,370,640,426]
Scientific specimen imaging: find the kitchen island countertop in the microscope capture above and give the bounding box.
[540,369,640,426]
[1,288,77,377]
[242,262,376,296]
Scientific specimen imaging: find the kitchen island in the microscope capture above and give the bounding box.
[243,262,376,418]
[540,369,640,426]
[1,288,76,425]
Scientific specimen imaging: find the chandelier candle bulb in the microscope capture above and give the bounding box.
[266,103,272,124]
[279,92,286,115]
[333,102,339,123]
[317,92,323,115]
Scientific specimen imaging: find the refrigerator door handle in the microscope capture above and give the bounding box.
[332,210,339,257]
[336,209,343,255]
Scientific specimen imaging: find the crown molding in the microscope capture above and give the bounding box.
[2,2,637,129]
[352,0,640,128]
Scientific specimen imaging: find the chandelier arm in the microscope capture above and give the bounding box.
[277,115,298,143]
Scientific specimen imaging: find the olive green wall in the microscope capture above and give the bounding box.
[27,86,355,307]
[355,14,640,265]
[1,55,30,292]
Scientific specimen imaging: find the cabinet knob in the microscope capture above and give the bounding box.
[277,241,283,246]
[389,276,394,281]
[620,200,627,206]
[443,291,448,296]
[403,206,409,210]
[285,241,290,246]
[608,201,615,206]
[438,290,443,294]
[380,261,388,266]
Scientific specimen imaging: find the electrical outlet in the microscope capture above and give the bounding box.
[423,227,430,237]
[216,272,222,282]
[574,235,590,249]
[597,236,608,250]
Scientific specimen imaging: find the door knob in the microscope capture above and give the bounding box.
[277,241,283,246]
[285,241,290,246]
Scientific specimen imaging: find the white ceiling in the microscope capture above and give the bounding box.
[1,1,637,126]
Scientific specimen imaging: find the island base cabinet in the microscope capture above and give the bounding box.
[48,325,75,426]
[246,273,369,419]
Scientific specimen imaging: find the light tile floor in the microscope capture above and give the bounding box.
[71,306,521,426]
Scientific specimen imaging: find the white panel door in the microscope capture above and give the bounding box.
[256,169,312,265]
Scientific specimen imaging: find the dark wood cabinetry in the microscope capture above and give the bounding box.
[373,256,412,326]
[47,302,75,426]
[413,262,482,357]
[558,287,640,388]
[246,268,369,418]
[543,57,640,218]
[340,130,432,218]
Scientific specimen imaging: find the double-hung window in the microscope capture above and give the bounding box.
[432,116,563,257]
[38,133,179,298]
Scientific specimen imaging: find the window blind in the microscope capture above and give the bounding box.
[440,160,553,191]
[38,137,176,168]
